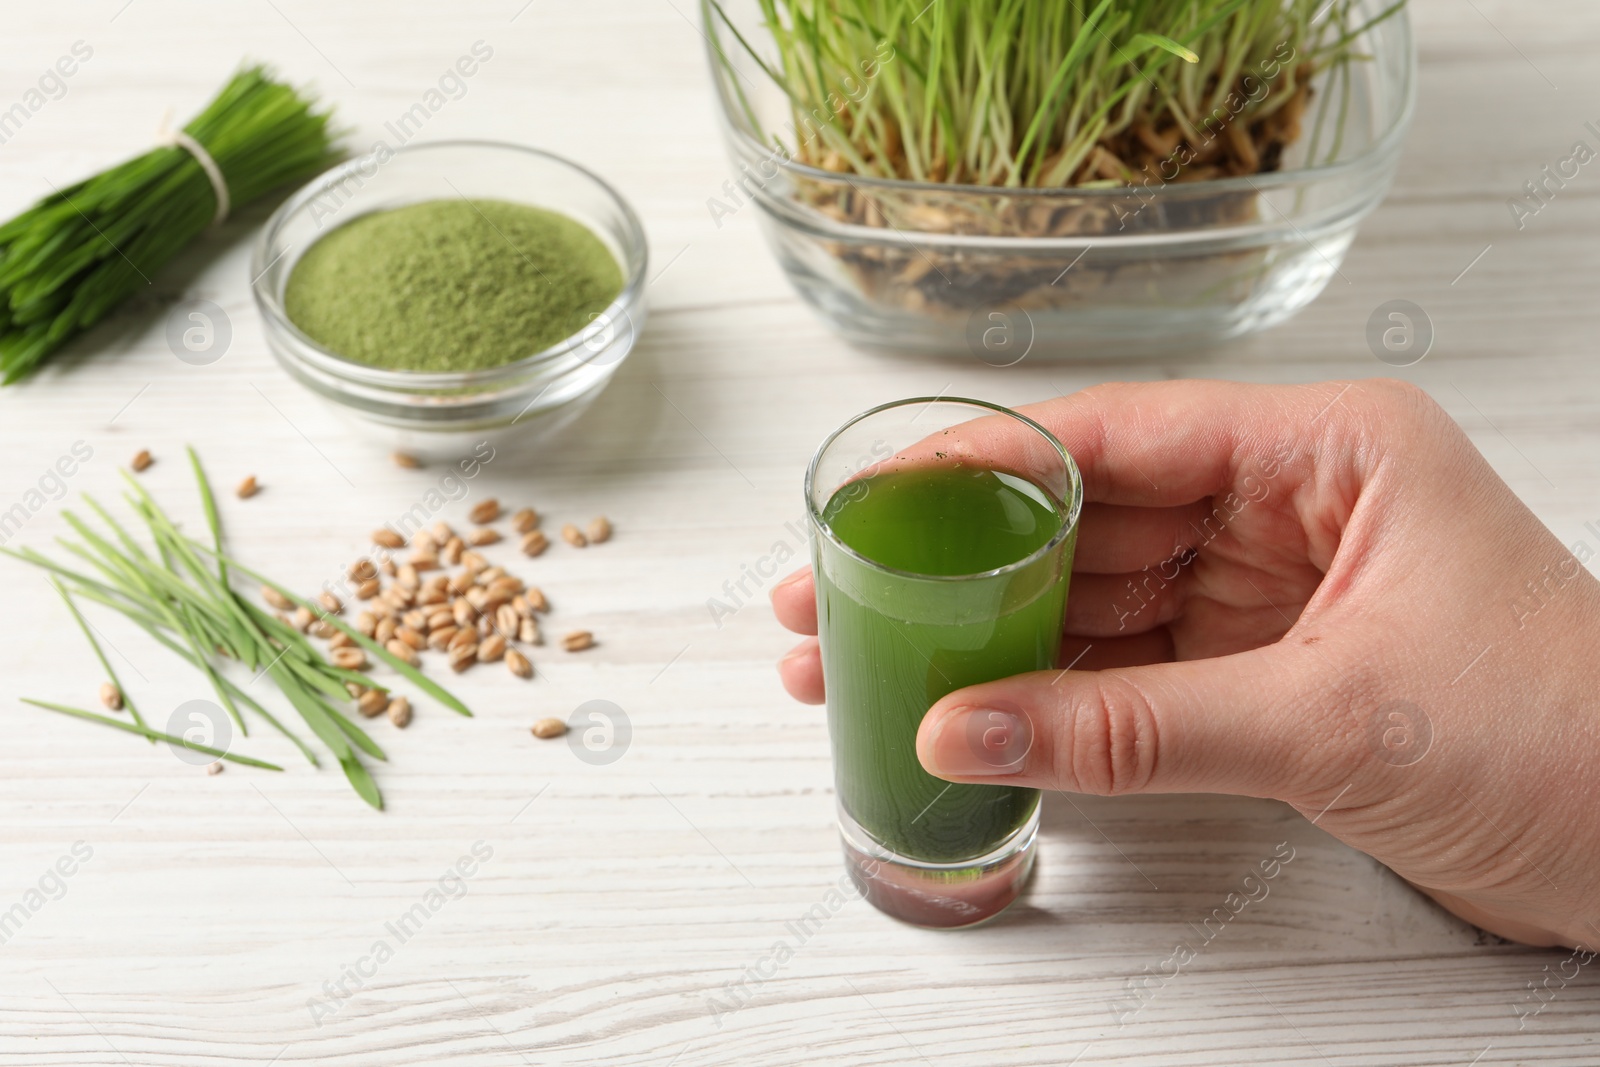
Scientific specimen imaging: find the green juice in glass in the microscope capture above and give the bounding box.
[815,463,1075,864]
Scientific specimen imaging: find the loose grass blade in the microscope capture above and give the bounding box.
[20,699,283,771]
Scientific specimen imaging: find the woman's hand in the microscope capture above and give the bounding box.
[773,379,1600,948]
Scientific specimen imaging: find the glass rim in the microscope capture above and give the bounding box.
[805,397,1084,584]
[249,139,650,390]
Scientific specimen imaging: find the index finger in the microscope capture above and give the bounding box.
[862,380,1324,512]
[1017,380,1332,507]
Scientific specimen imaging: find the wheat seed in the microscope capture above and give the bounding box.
[469,498,501,524]
[561,630,594,652]
[373,528,405,549]
[392,451,422,469]
[561,523,587,548]
[236,475,259,499]
[520,530,549,557]
[331,647,368,671]
[131,449,153,472]
[356,688,388,718]
[506,648,533,678]
[531,717,566,739]
[99,682,123,711]
[586,516,612,543]
[387,696,412,728]
[495,604,520,636]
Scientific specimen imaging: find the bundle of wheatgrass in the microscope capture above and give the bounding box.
[0,66,339,384]
[711,0,1406,188]
[5,450,470,809]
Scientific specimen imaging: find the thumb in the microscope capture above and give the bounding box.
[916,648,1346,803]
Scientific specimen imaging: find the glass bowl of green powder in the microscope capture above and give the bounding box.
[252,141,647,445]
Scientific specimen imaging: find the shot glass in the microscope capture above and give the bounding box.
[806,398,1082,928]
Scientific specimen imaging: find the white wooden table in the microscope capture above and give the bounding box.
[3,1,1598,1063]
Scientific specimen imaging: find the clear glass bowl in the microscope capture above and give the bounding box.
[703,1,1415,359]
[251,141,647,451]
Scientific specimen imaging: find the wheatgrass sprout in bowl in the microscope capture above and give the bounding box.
[704,0,1414,358]
[252,141,649,455]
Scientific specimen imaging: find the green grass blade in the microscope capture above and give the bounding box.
[209,548,473,718]
[339,756,383,811]
[186,445,229,586]
[267,661,356,762]
[1128,33,1200,64]
[20,699,283,770]
[280,650,358,704]
[51,579,151,738]
[321,700,388,762]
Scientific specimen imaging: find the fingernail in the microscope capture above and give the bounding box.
[771,570,808,595]
[779,643,809,667]
[927,703,1033,776]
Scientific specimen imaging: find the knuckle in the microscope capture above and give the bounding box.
[1311,380,1464,479]
[1352,377,1446,431]
[1054,679,1159,796]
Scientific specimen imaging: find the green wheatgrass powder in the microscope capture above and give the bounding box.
[283,198,624,373]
